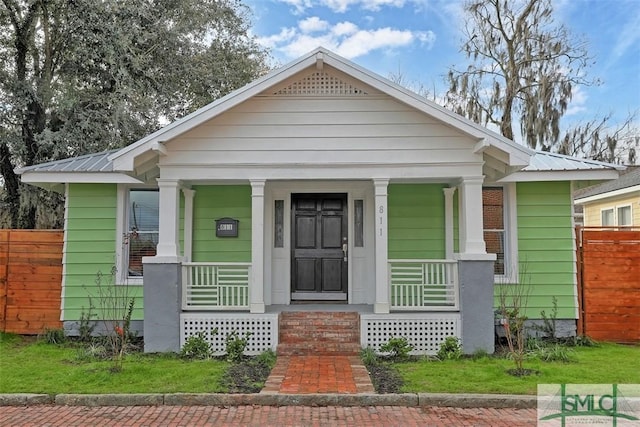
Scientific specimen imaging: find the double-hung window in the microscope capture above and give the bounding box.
[617,205,632,227]
[124,189,159,279]
[483,187,506,276]
[601,208,614,226]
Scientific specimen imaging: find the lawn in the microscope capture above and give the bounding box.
[397,342,640,395]
[0,333,229,394]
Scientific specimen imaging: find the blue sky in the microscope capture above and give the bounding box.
[246,0,640,144]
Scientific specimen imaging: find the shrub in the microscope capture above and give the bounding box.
[360,347,379,366]
[225,331,252,363]
[40,328,66,345]
[380,337,414,361]
[436,336,462,360]
[180,331,214,360]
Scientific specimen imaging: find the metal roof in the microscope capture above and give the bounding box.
[523,151,626,172]
[15,150,119,174]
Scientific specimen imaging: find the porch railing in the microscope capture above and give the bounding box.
[389,259,459,311]
[182,262,251,311]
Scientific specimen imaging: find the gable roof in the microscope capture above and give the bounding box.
[108,47,533,172]
[574,166,640,203]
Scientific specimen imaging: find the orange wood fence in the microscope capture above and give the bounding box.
[0,230,63,334]
[576,228,640,343]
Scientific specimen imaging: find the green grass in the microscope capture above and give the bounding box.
[0,333,229,394]
[397,343,640,395]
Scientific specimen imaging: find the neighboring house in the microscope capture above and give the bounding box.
[574,166,640,227]
[16,48,621,355]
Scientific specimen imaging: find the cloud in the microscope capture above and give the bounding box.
[277,0,409,14]
[258,19,436,60]
[299,17,330,33]
[565,86,588,116]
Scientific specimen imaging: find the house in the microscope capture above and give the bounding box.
[16,48,622,355]
[574,166,640,227]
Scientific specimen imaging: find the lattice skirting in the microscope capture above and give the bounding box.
[360,313,461,355]
[180,313,278,355]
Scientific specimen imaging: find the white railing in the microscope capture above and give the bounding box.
[389,259,459,311]
[182,262,251,311]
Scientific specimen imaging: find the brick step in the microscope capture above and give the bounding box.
[277,311,361,356]
[276,342,362,356]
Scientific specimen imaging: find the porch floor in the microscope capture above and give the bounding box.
[266,304,373,313]
[260,355,375,394]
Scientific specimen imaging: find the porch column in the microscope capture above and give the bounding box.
[250,180,266,313]
[182,188,195,262]
[457,177,486,255]
[443,187,456,259]
[374,179,390,314]
[156,179,181,258]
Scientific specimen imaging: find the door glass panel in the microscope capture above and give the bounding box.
[354,199,364,247]
[274,200,284,247]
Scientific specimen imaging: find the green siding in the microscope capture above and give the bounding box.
[191,185,252,262]
[388,184,446,259]
[64,184,143,321]
[513,181,576,319]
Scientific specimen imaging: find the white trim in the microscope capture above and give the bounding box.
[600,207,615,226]
[182,188,195,262]
[109,47,532,173]
[443,187,456,259]
[616,204,633,227]
[500,170,620,183]
[458,176,487,255]
[570,181,579,319]
[374,178,390,313]
[575,184,640,204]
[20,171,143,184]
[250,180,266,313]
[60,183,70,321]
[504,183,519,283]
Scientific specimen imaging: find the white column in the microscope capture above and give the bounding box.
[374,179,390,314]
[250,180,266,313]
[155,179,181,259]
[181,188,195,262]
[458,177,487,255]
[443,187,456,259]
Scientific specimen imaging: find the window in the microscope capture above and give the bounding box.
[617,205,632,226]
[274,200,284,248]
[126,189,159,277]
[483,187,505,275]
[354,199,364,247]
[601,208,614,226]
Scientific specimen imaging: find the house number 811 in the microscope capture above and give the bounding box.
[378,206,384,236]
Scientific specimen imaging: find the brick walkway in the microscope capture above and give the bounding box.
[0,405,538,426]
[262,355,375,394]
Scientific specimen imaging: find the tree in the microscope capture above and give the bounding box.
[0,0,269,228]
[558,113,638,165]
[444,0,595,150]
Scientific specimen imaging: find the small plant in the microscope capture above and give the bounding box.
[533,296,558,340]
[40,328,66,345]
[77,303,96,343]
[75,342,109,362]
[531,343,576,363]
[225,330,252,363]
[180,331,214,360]
[436,336,463,360]
[379,337,414,361]
[471,348,490,360]
[360,346,380,366]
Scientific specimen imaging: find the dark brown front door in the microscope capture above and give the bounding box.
[291,193,347,300]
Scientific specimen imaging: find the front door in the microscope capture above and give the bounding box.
[291,193,347,300]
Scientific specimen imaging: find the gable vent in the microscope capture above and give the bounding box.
[274,72,368,96]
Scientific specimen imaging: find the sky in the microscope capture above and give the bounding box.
[245,0,640,145]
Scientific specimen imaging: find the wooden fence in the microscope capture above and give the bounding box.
[576,228,640,343]
[0,230,63,334]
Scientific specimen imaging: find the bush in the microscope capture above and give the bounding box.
[40,328,66,345]
[180,331,214,360]
[380,337,414,361]
[360,347,379,366]
[436,336,462,360]
[225,331,252,363]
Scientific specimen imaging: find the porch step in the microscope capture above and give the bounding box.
[277,311,361,356]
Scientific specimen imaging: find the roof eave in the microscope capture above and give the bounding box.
[575,184,640,204]
[498,169,620,183]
